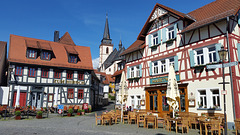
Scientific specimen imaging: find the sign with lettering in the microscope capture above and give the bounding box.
[150,74,180,84]
[54,79,84,85]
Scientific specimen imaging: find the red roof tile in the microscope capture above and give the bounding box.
[38,42,52,51]
[120,40,145,56]
[64,45,78,55]
[58,32,75,45]
[182,0,240,33]
[8,34,93,70]
[112,69,124,77]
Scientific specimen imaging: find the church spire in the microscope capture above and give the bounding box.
[101,13,112,44]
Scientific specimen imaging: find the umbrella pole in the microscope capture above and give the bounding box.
[173,109,175,118]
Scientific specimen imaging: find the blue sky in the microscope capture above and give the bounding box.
[0,0,215,68]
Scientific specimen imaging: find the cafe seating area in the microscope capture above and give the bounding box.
[95,109,233,134]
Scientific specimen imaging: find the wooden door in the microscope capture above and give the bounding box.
[13,92,27,107]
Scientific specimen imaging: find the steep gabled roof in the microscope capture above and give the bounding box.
[182,0,240,33]
[8,34,93,70]
[137,3,194,41]
[58,32,75,45]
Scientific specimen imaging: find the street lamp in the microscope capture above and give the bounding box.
[218,45,228,135]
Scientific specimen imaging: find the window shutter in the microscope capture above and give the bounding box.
[162,27,166,43]
[174,55,179,71]
[237,43,240,62]
[139,64,142,77]
[174,23,177,38]
[215,43,222,62]
[158,30,161,45]
[148,35,152,46]
[149,62,152,76]
[127,67,130,79]
[190,50,195,67]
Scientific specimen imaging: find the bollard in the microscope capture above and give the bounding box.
[47,107,49,118]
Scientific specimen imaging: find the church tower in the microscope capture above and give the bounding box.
[99,14,113,68]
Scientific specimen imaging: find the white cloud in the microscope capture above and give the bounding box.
[92,57,99,69]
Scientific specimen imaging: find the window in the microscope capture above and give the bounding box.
[168,26,174,40]
[128,65,142,79]
[211,89,220,108]
[191,45,218,66]
[67,71,73,79]
[153,33,158,45]
[153,61,158,74]
[15,66,23,76]
[48,94,54,102]
[131,96,135,108]
[198,88,220,109]
[69,55,77,63]
[27,49,37,59]
[199,90,207,108]
[41,51,51,60]
[54,70,61,78]
[152,57,175,75]
[78,89,84,99]
[29,67,36,77]
[41,69,49,78]
[196,49,204,65]
[130,67,134,78]
[137,96,141,107]
[136,66,140,77]
[78,72,84,80]
[67,89,74,99]
[208,46,217,63]
[106,47,109,54]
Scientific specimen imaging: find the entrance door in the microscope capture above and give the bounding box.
[149,91,158,112]
[13,92,27,107]
[31,92,42,108]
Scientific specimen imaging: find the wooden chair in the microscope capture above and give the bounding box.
[128,112,137,124]
[114,113,121,123]
[102,114,112,125]
[146,115,157,129]
[157,117,165,128]
[164,118,171,131]
[235,119,240,135]
[176,118,189,133]
[210,119,221,135]
[95,113,102,125]
[137,114,145,128]
[123,114,129,124]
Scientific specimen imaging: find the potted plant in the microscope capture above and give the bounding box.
[67,108,73,117]
[15,110,21,120]
[36,111,43,119]
[88,107,92,113]
[77,109,81,115]
[81,109,85,115]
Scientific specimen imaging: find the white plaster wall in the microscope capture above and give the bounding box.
[0,87,9,105]
[127,87,145,109]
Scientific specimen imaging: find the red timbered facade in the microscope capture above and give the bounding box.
[121,0,240,127]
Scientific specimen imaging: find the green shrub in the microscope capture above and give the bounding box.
[68,108,73,114]
[81,109,85,112]
[77,109,81,113]
[37,111,43,116]
[89,108,92,111]
[15,111,21,116]
[110,96,115,100]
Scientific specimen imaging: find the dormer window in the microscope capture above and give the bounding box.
[41,51,51,60]
[69,55,77,63]
[27,48,37,59]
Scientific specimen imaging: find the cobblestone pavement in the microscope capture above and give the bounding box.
[0,102,236,135]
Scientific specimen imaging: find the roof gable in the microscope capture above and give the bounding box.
[58,32,75,46]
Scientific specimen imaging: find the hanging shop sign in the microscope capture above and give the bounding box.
[150,74,180,84]
[54,79,84,85]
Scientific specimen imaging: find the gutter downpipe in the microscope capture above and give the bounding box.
[226,16,236,120]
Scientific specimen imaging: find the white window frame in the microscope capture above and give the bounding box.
[136,65,140,77]
[152,32,158,45]
[197,87,221,109]
[194,45,217,66]
[152,57,174,75]
[167,26,174,40]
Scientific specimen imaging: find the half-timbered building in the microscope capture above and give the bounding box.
[8,32,93,109]
[121,0,240,127]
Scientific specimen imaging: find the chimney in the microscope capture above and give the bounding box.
[54,31,59,42]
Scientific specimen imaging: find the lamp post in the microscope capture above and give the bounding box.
[218,45,228,135]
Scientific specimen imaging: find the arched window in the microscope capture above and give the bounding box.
[106,47,109,54]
